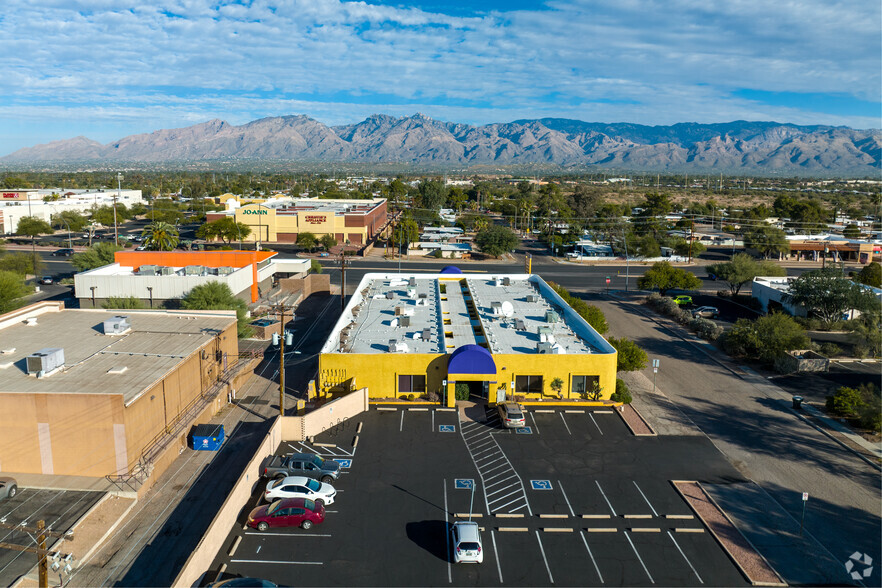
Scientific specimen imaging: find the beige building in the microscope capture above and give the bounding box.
[0,302,243,485]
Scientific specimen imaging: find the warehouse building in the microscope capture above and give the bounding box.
[0,187,145,235]
[74,250,310,307]
[206,198,388,246]
[0,302,243,485]
[319,271,617,406]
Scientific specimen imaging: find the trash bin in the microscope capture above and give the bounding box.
[792,396,804,409]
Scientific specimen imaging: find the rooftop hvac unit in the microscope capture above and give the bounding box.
[388,339,409,353]
[526,295,538,303]
[421,328,431,341]
[418,293,428,299]
[138,265,158,276]
[400,316,411,327]
[537,342,553,354]
[540,332,556,344]
[103,315,131,335]
[184,265,205,276]
[26,348,64,375]
[408,277,417,286]
[159,266,175,275]
[490,301,502,315]
[386,291,395,300]
[407,288,416,298]
[545,310,560,323]
[216,266,234,276]
[515,319,526,331]
[502,277,511,286]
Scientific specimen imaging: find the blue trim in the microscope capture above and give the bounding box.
[448,344,496,374]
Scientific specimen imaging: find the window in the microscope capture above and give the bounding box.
[572,376,598,397]
[515,375,543,394]
[398,374,426,394]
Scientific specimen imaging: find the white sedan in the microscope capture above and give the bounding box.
[264,475,337,505]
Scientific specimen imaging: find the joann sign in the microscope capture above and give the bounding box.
[242,209,268,215]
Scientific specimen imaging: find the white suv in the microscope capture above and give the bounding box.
[451,521,483,563]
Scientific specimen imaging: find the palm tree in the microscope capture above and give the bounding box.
[142,221,180,251]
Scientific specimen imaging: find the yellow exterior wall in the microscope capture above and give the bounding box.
[234,204,368,243]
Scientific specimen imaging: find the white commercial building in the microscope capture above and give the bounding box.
[0,188,145,235]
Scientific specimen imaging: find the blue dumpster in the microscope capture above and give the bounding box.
[189,424,224,451]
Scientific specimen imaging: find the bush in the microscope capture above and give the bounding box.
[607,337,648,372]
[310,259,323,274]
[102,296,145,309]
[429,249,443,258]
[825,383,881,432]
[454,383,470,400]
[610,378,632,404]
[548,282,608,334]
[722,313,809,365]
[818,342,842,357]
[689,317,723,341]
[428,391,439,403]
[407,393,415,401]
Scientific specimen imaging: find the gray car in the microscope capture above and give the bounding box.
[0,477,18,500]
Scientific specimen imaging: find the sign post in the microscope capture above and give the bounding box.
[605,276,611,295]
[800,492,808,535]
[652,359,660,393]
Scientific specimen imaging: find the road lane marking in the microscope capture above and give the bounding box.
[595,481,617,516]
[580,530,604,584]
[633,481,659,516]
[624,531,654,584]
[535,531,555,583]
[667,530,704,583]
[559,412,572,435]
[230,559,322,565]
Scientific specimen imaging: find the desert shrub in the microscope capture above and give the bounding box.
[818,342,842,357]
[826,383,881,432]
[407,393,415,401]
[427,391,439,403]
[722,313,809,365]
[610,378,632,404]
[454,383,470,400]
[689,317,723,340]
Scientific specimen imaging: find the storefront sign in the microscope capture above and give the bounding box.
[242,209,268,215]
[2,192,22,199]
[304,215,327,224]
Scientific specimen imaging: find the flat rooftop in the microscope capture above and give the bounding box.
[324,273,615,356]
[254,198,384,216]
[0,306,237,405]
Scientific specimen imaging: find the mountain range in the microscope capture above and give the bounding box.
[3,114,880,174]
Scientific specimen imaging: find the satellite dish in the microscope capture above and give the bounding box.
[501,301,514,318]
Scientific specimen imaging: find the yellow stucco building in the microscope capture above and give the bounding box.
[319,270,617,407]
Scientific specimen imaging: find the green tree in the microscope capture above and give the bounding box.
[842,224,861,239]
[0,270,30,313]
[181,281,252,338]
[90,204,131,226]
[417,179,447,211]
[0,252,45,276]
[102,296,145,309]
[16,216,53,240]
[673,239,706,258]
[70,242,124,271]
[855,262,881,288]
[635,234,661,258]
[550,377,564,398]
[475,225,518,258]
[743,225,790,259]
[607,337,648,372]
[142,221,179,251]
[706,253,787,295]
[310,259,323,274]
[637,261,702,295]
[319,234,337,251]
[50,210,88,233]
[197,217,251,244]
[783,268,878,326]
[548,282,608,334]
[297,232,318,251]
[723,313,809,364]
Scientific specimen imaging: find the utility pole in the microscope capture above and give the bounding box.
[688,218,695,263]
[114,172,123,246]
[622,228,630,291]
[340,249,348,313]
[0,520,74,588]
[269,303,294,416]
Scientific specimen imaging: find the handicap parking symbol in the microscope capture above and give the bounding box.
[454,479,474,489]
[439,425,456,433]
[515,426,532,434]
[336,459,352,468]
[530,480,553,491]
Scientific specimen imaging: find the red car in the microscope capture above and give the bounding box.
[247,497,325,531]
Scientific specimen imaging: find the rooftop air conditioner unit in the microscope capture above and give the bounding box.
[138,265,158,276]
[502,277,511,286]
[526,295,538,303]
[388,339,409,353]
[159,266,175,275]
[216,266,234,276]
[103,315,131,335]
[490,301,502,315]
[399,316,411,327]
[184,265,205,276]
[545,310,560,323]
[515,319,526,331]
[537,342,553,354]
[421,328,431,341]
[408,277,417,286]
[386,292,395,300]
[26,348,64,375]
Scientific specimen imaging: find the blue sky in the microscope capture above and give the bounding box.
[0,0,879,155]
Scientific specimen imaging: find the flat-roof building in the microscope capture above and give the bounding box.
[319,271,617,406]
[0,302,243,486]
[0,188,145,235]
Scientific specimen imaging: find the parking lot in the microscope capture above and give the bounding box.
[207,406,751,586]
[0,488,104,585]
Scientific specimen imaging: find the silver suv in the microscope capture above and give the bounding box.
[451,521,483,563]
[497,402,526,428]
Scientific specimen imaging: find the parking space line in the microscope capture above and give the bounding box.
[408,408,428,411]
[564,409,584,414]
[529,412,541,434]
[443,479,451,584]
[486,473,517,486]
[473,446,498,457]
[558,481,575,517]
[595,481,617,516]
[477,456,506,467]
[594,410,614,414]
[534,531,555,583]
[230,559,322,565]
[558,413,572,435]
[491,530,503,583]
[495,496,527,511]
[579,530,604,584]
[400,411,404,432]
[632,481,659,516]
[667,530,704,583]
[589,413,604,436]
[624,531,655,584]
[432,410,435,432]
[491,488,523,502]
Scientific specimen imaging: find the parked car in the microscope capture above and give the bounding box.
[0,477,18,500]
[51,248,74,257]
[672,295,693,306]
[209,579,277,587]
[262,453,341,483]
[39,276,54,285]
[497,402,526,428]
[264,475,337,505]
[451,521,483,563]
[692,306,720,319]
[247,497,325,531]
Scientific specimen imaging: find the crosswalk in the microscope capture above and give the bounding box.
[459,413,532,516]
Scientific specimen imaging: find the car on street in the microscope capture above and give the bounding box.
[672,295,693,305]
[246,497,325,531]
[692,306,720,319]
[38,276,54,285]
[262,452,341,482]
[497,402,526,428]
[451,521,483,563]
[51,248,74,257]
[0,477,17,500]
[264,475,337,505]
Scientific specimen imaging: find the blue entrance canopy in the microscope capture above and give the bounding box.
[448,344,496,374]
[439,265,463,274]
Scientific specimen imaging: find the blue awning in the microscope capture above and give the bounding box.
[439,265,463,274]
[448,344,496,374]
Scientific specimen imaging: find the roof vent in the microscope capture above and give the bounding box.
[107,366,128,375]
[526,294,538,303]
[103,315,131,335]
[408,277,417,286]
[26,348,64,375]
[544,310,560,323]
[400,316,411,327]
[184,265,205,276]
[216,266,234,276]
[24,317,38,326]
[388,339,409,353]
[138,264,158,276]
[159,266,175,275]
[386,291,395,300]
[421,328,431,341]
